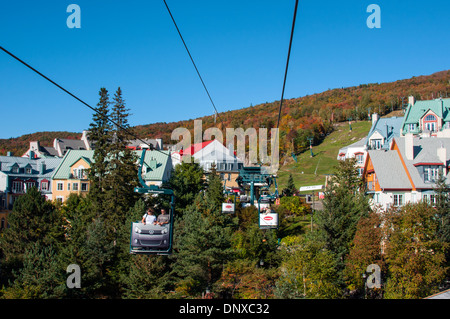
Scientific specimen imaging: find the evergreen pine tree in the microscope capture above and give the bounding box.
[314,158,370,285]
[167,161,205,216]
[88,87,113,217]
[434,173,450,245]
[1,242,66,299]
[205,162,224,211]
[282,174,296,196]
[0,187,64,280]
[58,194,115,298]
[170,171,234,297]
[103,87,139,234]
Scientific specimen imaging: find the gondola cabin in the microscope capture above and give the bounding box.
[130,148,175,255]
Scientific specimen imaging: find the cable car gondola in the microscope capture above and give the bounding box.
[130,148,175,255]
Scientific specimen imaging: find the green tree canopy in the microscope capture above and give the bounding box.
[384,202,448,299]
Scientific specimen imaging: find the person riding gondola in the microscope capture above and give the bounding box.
[141,208,157,225]
[155,208,170,226]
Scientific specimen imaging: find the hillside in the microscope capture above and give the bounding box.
[1,70,449,159]
[0,132,81,157]
[276,120,372,191]
[132,70,450,152]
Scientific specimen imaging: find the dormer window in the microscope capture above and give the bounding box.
[73,168,86,179]
[26,168,32,174]
[370,139,382,150]
[423,114,438,132]
[423,165,440,182]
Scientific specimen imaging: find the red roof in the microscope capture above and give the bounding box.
[179,140,213,156]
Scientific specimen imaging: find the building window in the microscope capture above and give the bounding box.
[41,181,49,191]
[425,122,436,132]
[73,183,79,191]
[25,181,35,191]
[408,123,416,132]
[424,166,440,182]
[393,194,403,207]
[425,114,436,121]
[81,183,88,192]
[374,193,379,203]
[74,168,86,179]
[423,194,437,206]
[12,166,19,173]
[57,182,64,191]
[357,168,364,177]
[371,139,382,149]
[12,181,24,193]
[355,154,364,164]
[424,114,437,132]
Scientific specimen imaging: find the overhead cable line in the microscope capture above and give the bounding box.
[162,0,224,128]
[270,0,299,170]
[276,0,299,130]
[0,45,169,157]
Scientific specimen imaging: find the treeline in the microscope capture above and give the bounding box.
[0,131,81,157]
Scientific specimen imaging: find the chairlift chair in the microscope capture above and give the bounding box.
[130,148,175,255]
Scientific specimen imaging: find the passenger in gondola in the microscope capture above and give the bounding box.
[142,208,157,225]
[155,208,170,226]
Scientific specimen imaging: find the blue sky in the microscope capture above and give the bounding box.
[1,0,449,139]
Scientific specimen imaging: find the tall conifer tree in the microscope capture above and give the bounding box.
[315,158,370,284]
[104,87,139,233]
[88,87,113,217]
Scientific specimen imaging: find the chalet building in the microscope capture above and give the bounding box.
[23,132,165,159]
[363,134,450,210]
[0,153,62,229]
[22,130,91,158]
[338,114,403,176]
[366,114,403,150]
[401,96,450,137]
[171,139,244,188]
[51,149,172,203]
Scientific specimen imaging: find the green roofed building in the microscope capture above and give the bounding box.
[51,149,172,203]
[401,96,450,136]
